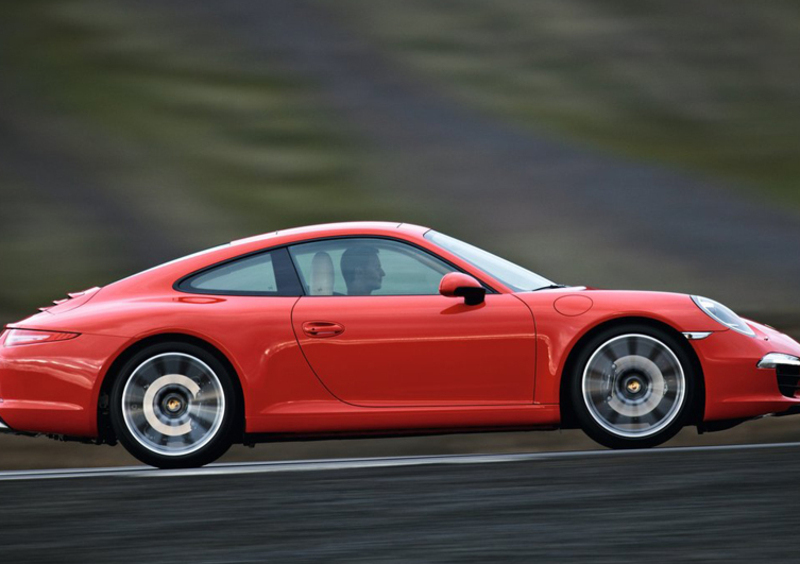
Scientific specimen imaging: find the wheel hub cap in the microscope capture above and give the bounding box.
[166,397,182,413]
[626,378,642,395]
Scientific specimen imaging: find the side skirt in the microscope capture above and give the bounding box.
[246,402,562,438]
[242,424,561,446]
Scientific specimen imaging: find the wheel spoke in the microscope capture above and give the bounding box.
[646,342,661,362]
[601,345,618,364]
[661,366,677,379]
[639,404,670,426]
[605,410,622,426]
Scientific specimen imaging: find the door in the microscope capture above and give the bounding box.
[288,237,536,407]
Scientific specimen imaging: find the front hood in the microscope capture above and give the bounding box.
[514,288,727,333]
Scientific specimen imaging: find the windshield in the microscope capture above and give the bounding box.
[425,230,555,292]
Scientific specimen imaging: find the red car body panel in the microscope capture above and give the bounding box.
[0,333,128,436]
[292,293,536,407]
[2,221,800,441]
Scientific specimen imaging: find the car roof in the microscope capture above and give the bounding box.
[230,221,428,246]
[103,222,434,296]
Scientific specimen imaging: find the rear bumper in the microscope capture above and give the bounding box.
[0,333,129,437]
[0,415,37,436]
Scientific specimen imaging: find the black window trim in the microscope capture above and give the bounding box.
[174,235,499,297]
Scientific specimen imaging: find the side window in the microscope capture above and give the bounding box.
[180,248,301,295]
[288,238,455,296]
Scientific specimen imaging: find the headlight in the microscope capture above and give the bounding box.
[691,296,756,337]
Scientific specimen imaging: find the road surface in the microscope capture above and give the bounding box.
[2,443,799,563]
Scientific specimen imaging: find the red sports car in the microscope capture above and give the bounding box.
[2,222,800,468]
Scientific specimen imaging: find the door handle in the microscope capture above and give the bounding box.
[302,321,345,338]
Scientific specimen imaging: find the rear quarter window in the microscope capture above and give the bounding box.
[178,247,301,296]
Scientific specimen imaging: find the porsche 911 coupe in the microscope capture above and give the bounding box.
[2,222,800,468]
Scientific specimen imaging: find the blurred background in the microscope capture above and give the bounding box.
[1,0,799,469]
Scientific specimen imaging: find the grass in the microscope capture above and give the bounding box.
[332,0,800,208]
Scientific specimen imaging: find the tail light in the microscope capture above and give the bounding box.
[3,329,80,347]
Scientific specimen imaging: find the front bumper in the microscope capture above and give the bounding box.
[693,322,800,422]
[758,353,800,370]
[758,354,800,399]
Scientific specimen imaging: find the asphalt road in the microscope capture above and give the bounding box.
[2,444,800,563]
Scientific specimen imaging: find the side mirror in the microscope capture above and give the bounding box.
[439,272,486,306]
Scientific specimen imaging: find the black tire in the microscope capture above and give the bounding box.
[569,324,695,449]
[110,341,238,468]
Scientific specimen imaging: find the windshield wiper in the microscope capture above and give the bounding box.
[531,284,569,291]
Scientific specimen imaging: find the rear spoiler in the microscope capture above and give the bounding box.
[38,287,102,313]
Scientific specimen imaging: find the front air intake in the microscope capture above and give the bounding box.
[777,365,800,398]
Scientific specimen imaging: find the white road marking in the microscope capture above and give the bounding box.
[1,441,800,482]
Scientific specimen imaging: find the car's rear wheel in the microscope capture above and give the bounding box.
[110,342,238,468]
[569,325,695,449]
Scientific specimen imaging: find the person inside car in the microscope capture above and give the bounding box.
[340,245,385,295]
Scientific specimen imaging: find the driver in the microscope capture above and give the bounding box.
[340,245,385,295]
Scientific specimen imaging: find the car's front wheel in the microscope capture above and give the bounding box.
[110,342,238,468]
[569,325,695,449]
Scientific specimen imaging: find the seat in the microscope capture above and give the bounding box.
[309,251,335,295]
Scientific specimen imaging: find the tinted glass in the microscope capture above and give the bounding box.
[181,248,300,295]
[289,238,455,296]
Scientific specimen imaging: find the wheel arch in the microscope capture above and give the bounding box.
[558,316,705,430]
[97,333,246,444]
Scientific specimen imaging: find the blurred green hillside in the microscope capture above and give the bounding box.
[3,0,800,323]
[0,0,425,322]
[335,0,800,207]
